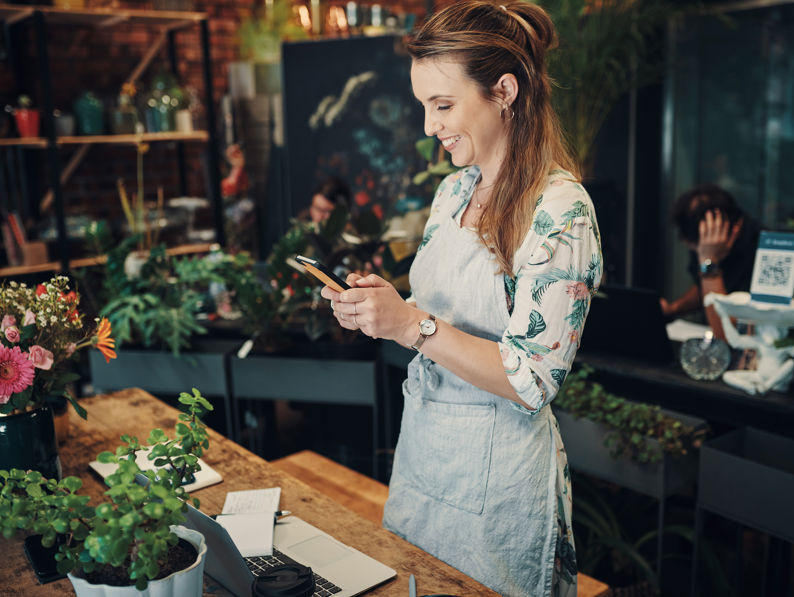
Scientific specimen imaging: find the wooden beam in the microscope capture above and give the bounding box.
[125,30,167,87]
[39,143,90,214]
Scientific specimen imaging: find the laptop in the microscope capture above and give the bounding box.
[183,504,396,597]
[579,285,676,364]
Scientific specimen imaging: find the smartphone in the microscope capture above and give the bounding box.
[24,534,67,584]
[295,255,350,292]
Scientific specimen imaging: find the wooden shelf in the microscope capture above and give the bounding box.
[0,4,206,30]
[0,131,209,148]
[0,242,217,277]
[0,137,47,147]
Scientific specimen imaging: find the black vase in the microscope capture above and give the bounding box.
[0,406,62,480]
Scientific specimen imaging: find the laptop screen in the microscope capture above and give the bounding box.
[579,285,675,364]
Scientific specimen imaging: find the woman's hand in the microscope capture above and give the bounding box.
[321,273,418,343]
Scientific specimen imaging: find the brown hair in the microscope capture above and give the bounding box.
[407,0,579,274]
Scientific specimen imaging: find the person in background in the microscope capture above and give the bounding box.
[303,176,351,224]
[322,2,602,595]
[661,184,760,339]
[220,143,249,198]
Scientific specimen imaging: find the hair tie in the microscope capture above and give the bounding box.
[500,4,507,11]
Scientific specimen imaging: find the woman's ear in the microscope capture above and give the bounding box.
[492,73,519,107]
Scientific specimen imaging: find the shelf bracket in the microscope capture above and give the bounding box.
[125,29,167,87]
[39,143,90,214]
[96,14,129,28]
[5,7,32,25]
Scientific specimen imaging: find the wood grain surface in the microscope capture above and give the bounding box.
[0,389,498,596]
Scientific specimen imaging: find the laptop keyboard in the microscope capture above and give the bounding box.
[246,548,343,596]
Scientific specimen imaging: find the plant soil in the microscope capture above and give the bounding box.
[77,538,197,587]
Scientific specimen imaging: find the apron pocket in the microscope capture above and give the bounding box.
[400,392,495,515]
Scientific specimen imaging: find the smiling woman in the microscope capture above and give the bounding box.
[321,2,602,596]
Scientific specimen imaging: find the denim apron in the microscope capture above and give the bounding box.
[383,170,567,596]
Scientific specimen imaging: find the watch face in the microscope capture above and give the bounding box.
[419,318,436,335]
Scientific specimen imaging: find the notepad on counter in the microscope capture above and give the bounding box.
[215,487,281,557]
[88,447,222,493]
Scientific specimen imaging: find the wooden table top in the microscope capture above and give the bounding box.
[0,388,497,596]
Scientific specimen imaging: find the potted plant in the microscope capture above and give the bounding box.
[0,276,116,479]
[554,366,708,478]
[0,388,212,595]
[543,0,675,175]
[231,0,309,97]
[13,95,41,138]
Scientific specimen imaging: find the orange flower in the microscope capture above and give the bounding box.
[94,318,117,363]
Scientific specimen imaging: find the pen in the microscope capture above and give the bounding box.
[274,510,291,518]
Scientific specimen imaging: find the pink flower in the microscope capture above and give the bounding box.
[0,346,35,403]
[28,345,54,370]
[23,310,36,326]
[565,282,589,301]
[1,315,15,331]
[531,354,544,361]
[4,326,20,344]
[65,342,77,357]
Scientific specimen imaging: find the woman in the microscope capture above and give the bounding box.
[322,2,602,595]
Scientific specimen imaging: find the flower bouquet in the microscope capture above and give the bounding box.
[0,275,116,419]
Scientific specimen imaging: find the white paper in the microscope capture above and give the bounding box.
[88,448,222,493]
[666,318,711,342]
[222,488,281,515]
[216,512,274,557]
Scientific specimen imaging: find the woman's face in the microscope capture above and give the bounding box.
[411,57,508,175]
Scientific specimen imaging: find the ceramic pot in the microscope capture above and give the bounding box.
[13,108,40,137]
[67,525,207,597]
[54,111,76,137]
[74,92,104,135]
[0,405,62,480]
[123,250,149,279]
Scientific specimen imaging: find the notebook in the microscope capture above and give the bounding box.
[183,504,396,597]
[579,285,676,364]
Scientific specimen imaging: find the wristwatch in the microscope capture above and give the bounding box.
[699,258,721,278]
[410,314,437,351]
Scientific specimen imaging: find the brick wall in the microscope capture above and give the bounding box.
[0,0,451,252]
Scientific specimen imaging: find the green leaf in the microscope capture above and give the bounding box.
[526,310,547,338]
[96,451,116,464]
[415,137,436,161]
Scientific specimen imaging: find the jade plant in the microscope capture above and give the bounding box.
[555,366,708,463]
[0,388,212,590]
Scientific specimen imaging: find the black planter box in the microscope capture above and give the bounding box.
[554,407,706,499]
[87,338,239,438]
[698,427,794,542]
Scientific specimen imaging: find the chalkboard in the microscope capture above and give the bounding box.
[281,35,425,220]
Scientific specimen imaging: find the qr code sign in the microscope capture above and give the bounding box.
[757,254,793,288]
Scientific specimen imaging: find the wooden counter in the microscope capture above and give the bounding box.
[0,388,498,596]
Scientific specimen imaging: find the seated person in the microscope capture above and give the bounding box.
[660,184,760,339]
[301,176,351,225]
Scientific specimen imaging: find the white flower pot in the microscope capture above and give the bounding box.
[67,525,206,597]
[123,250,149,279]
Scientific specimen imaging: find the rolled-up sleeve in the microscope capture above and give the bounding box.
[498,182,602,413]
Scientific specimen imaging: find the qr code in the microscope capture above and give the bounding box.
[757,254,793,287]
